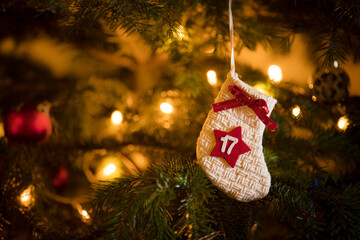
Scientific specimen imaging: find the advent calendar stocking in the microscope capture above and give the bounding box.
[196,0,278,202]
[196,72,277,202]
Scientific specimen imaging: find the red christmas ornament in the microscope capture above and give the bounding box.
[4,104,52,144]
[52,165,68,189]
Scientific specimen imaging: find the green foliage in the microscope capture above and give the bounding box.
[84,156,360,239]
[87,158,216,239]
[0,0,360,239]
[0,0,292,59]
[3,0,358,66]
[258,0,360,67]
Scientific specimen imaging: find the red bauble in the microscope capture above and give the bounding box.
[4,104,52,144]
[52,165,68,189]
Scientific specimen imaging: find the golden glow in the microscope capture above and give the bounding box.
[337,116,349,130]
[254,84,265,93]
[268,65,282,83]
[131,152,150,171]
[312,95,317,102]
[206,70,217,86]
[0,37,15,54]
[75,204,91,222]
[81,210,90,220]
[254,83,271,96]
[308,82,313,89]
[111,110,123,125]
[103,163,116,176]
[20,185,35,207]
[0,122,4,137]
[160,102,173,114]
[292,105,301,118]
[96,157,122,180]
[177,26,185,40]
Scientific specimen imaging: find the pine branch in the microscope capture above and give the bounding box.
[258,0,360,66]
[266,171,360,240]
[87,158,217,240]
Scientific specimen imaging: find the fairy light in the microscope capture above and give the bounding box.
[207,70,217,86]
[160,102,173,114]
[334,60,339,68]
[268,65,282,83]
[20,185,35,207]
[337,116,349,130]
[103,163,116,176]
[111,110,123,125]
[75,204,91,222]
[308,82,313,89]
[81,210,90,220]
[177,26,185,40]
[292,105,301,118]
[96,157,122,180]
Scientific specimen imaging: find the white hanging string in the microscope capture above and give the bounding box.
[229,0,235,74]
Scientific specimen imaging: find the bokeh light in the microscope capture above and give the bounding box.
[160,102,173,114]
[81,210,90,220]
[268,65,282,83]
[337,116,349,130]
[103,163,116,176]
[292,105,301,118]
[20,185,35,207]
[207,70,217,86]
[111,110,123,125]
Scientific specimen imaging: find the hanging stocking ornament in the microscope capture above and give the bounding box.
[196,0,278,202]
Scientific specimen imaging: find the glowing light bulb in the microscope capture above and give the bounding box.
[177,26,185,40]
[160,103,173,114]
[292,105,301,118]
[96,157,122,180]
[20,185,34,207]
[21,193,30,202]
[81,210,90,220]
[207,70,217,86]
[334,60,339,68]
[103,163,116,176]
[75,204,91,222]
[111,110,123,125]
[337,116,349,130]
[268,65,282,83]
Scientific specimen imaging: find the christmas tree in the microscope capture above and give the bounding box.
[1,0,360,239]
